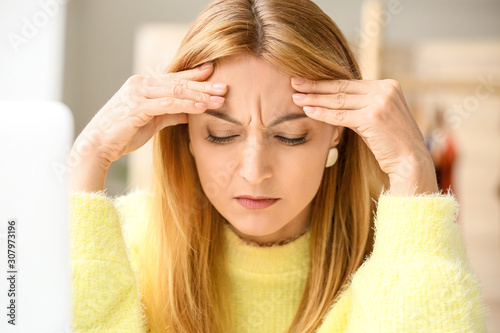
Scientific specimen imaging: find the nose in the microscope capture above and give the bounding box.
[238,140,272,184]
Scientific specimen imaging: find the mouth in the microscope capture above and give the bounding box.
[234,196,281,209]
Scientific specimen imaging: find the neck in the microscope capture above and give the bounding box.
[227,221,311,247]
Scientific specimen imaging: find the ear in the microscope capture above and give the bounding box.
[329,126,344,148]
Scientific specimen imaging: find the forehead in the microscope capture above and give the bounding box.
[205,54,302,121]
[210,54,289,81]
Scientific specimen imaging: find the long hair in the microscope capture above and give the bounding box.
[136,0,389,331]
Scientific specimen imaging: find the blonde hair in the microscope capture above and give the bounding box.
[137,0,389,332]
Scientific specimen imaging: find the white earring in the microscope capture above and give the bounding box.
[325,147,338,168]
[189,142,194,155]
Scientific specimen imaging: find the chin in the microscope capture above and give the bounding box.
[227,215,282,238]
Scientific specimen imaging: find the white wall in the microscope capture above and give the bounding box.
[0,0,67,101]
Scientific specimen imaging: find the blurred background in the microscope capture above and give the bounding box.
[1,0,499,331]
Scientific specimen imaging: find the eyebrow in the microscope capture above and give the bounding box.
[204,110,308,127]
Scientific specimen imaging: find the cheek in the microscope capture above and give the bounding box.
[192,146,237,199]
[277,148,326,196]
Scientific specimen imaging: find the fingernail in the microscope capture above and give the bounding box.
[195,102,207,109]
[210,96,225,103]
[200,62,213,70]
[292,93,306,101]
[303,106,316,113]
[292,77,306,85]
[213,82,227,90]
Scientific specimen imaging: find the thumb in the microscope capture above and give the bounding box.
[154,113,188,132]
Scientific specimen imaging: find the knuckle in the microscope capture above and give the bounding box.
[164,72,175,80]
[125,74,143,86]
[333,110,348,123]
[385,78,400,89]
[164,97,174,108]
[121,85,143,105]
[177,79,189,88]
[380,79,398,95]
[196,91,208,102]
[202,81,212,92]
[336,80,348,93]
[333,93,346,108]
[157,97,173,108]
[171,85,184,97]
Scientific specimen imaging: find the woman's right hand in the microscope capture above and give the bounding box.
[69,62,226,192]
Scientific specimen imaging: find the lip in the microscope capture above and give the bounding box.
[236,195,279,200]
[234,196,280,209]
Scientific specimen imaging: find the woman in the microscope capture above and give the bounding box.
[69,0,488,332]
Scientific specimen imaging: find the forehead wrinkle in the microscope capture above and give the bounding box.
[204,109,308,128]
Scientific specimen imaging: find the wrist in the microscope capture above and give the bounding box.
[388,154,438,196]
[70,133,112,169]
[68,141,110,193]
[68,159,109,193]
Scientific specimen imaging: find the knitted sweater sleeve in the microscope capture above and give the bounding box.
[70,190,148,332]
[317,191,489,332]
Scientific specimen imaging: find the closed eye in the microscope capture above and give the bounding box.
[205,134,307,146]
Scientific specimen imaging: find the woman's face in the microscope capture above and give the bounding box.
[188,54,342,244]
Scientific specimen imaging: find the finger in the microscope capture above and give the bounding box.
[292,92,369,110]
[144,83,226,109]
[172,62,216,81]
[154,113,188,132]
[291,78,370,95]
[141,97,219,116]
[302,106,360,129]
[145,80,228,99]
[144,62,215,86]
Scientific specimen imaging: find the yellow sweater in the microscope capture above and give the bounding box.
[70,189,488,332]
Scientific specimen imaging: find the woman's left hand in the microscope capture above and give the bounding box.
[291,77,439,196]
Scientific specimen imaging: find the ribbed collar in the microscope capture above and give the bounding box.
[222,222,311,275]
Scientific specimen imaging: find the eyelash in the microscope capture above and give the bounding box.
[205,134,307,146]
